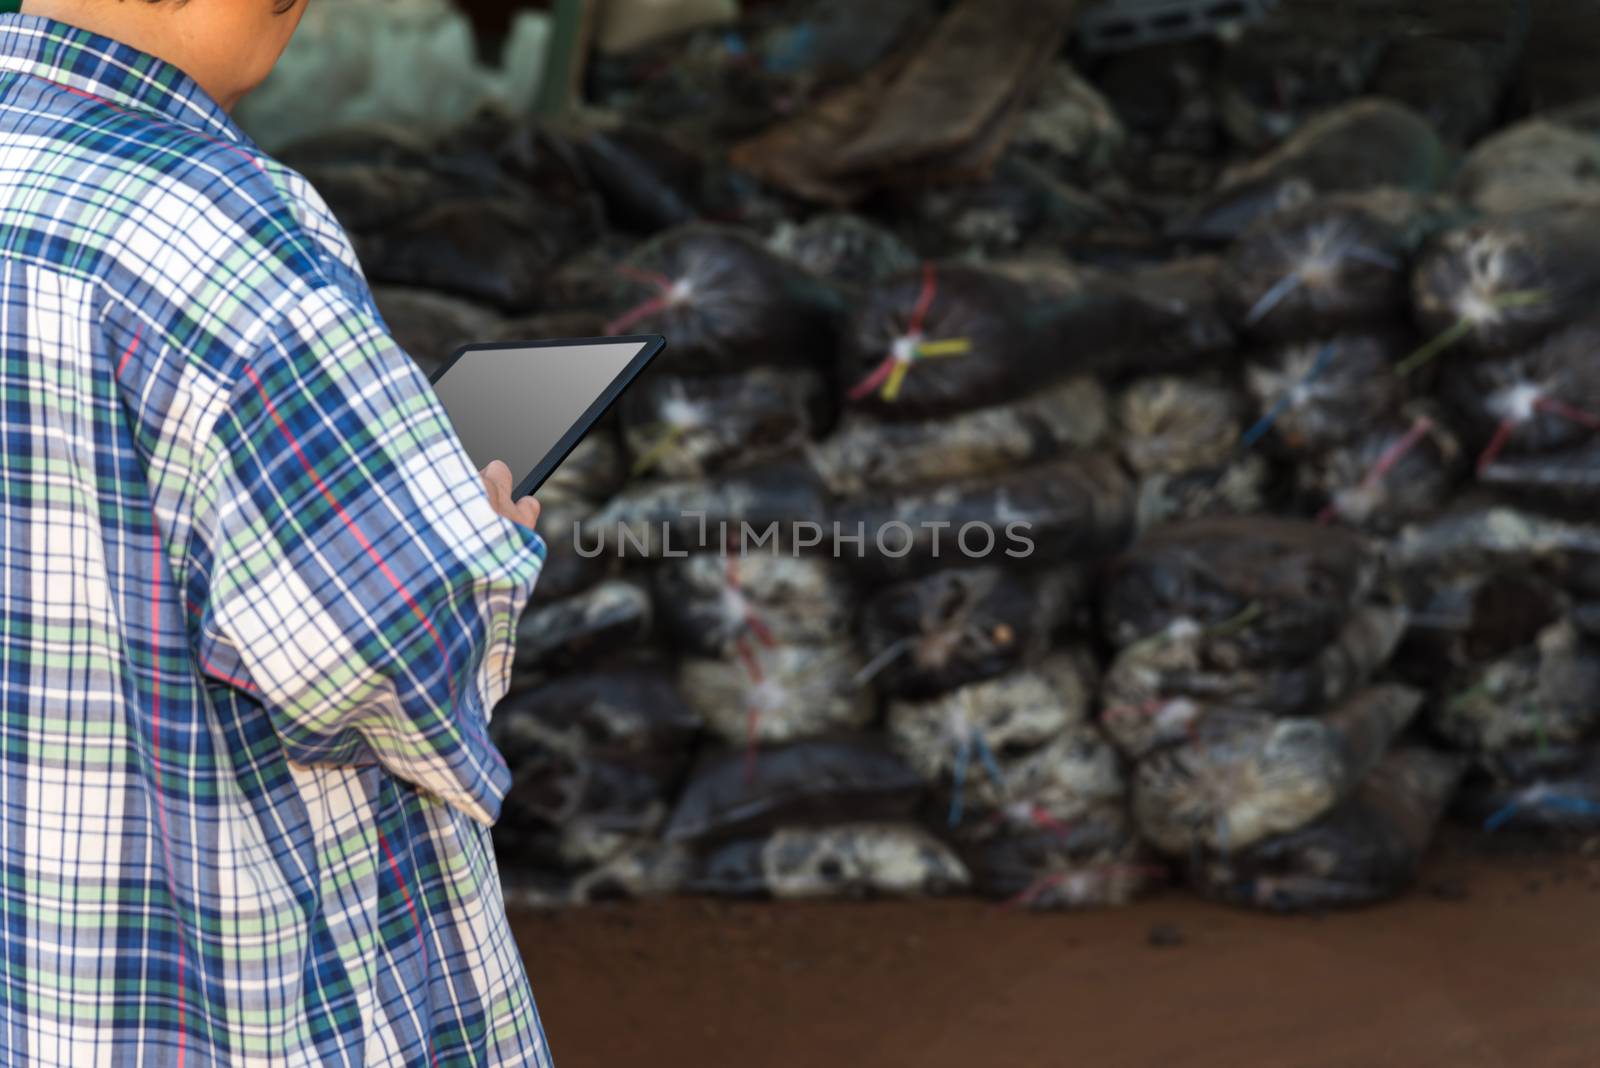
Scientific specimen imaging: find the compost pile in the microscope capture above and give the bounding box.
[279,0,1600,913]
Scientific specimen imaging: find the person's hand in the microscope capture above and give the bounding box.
[480,461,541,531]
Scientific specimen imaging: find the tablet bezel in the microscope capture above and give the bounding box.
[429,334,667,499]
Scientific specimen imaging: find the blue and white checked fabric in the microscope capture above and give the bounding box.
[0,13,552,1066]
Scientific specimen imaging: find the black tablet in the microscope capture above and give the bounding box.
[429,334,667,498]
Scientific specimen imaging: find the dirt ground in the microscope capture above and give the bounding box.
[511,837,1600,1068]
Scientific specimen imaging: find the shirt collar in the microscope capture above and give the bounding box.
[0,13,249,146]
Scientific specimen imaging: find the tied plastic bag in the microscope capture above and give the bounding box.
[1100,603,1409,757]
[1132,684,1423,856]
[1117,375,1243,476]
[651,552,854,659]
[1411,206,1600,360]
[356,195,603,313]
[1174,99,1450,242]
[1453,119,1600,216]
[1455,744,1600,834]
[1301,411,1464,532]
[600,225,849,374]
[1437,321,1600,471]
[1102,516,1384,666]
[833,455,1135,584]
[620,368,830,480]
[1430,617,1600,753]
[958,804,1158,909]
[685,823,971,899]
[1189,748,1466,911]
[580,462,828,558]
[678,640,873,746]
[840,261,1132,420]
[858,566,1084,699]
[807,377,1108,497]
[512,580,653,681]
[1221,190,1454,342]
[492,665,699,870]
[1243,333,1408,454]
[768,213,919,289]
[664,737,925,844]
[886,656,1122,826]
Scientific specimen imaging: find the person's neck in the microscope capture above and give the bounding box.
[19,1,237,109]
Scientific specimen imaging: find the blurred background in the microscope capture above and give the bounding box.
[234,1,1600,1064]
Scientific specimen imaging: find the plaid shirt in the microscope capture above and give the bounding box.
[0,15,552,1067]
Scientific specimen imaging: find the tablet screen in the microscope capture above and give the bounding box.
[431,339,651,490]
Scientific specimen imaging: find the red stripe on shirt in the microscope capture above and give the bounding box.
[241,365,457,702]
[377,825,440,1068]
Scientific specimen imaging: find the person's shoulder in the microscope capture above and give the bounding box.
[72,108,368,328]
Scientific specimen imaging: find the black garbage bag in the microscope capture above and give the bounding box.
[1430,616,1600,753]
[1454,119,1600,216]
[651,551,854,659]
[768,212,919,289]
[1390,502,1600,577]
[1221,190,1454,341]
[1411,206,1600,359]
[839,261,1132,420]
[1132,684,1423,856]
[1131,454,1273,532]
[619,367,830,480]
[833,455,1136,583]
[1102,515,1383,664]
[1174,99,1450,242]
[1437,321,1600,466]
[886,656,1122,826]
[496,664,700,776]
[1453,744,1600,834]
[580,462,829,558]
[501,842,692,908]
[491,669,699,869]
[959,803,1159,908]
[355,195,603,312]
[664,736,925,844]
[888,155,1120,259]
[371,285,502,379]
[598,224,849,374]
[511,579,652,680]
[1188,747,1466,911]
[1100,603,1409,757]
[1107,256,1239,378]
[1243,333,1409,454]
[838,262,1047,421]
[1476,440,1600,512]
[1390,566,1567,681]
[858,567,1083,699]
[678,639,873,746]
[1116,374,1243,476]
[1300,411,1464,532]
[807,376,1108,496]
[684,823,971,899]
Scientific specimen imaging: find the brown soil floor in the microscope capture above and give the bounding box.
[511,838,1600,1068]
